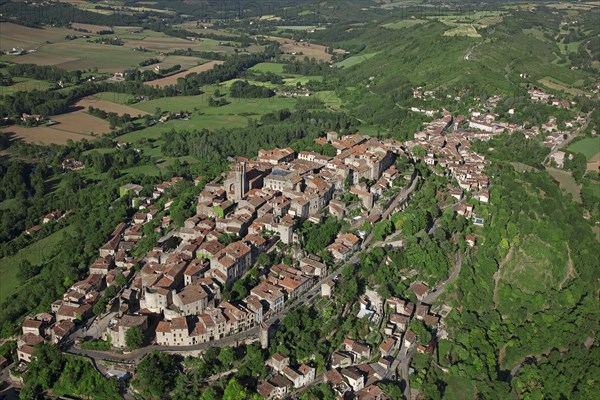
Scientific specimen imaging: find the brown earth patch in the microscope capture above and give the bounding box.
[0,23,73,50]
[268,37,346,62]
[144,61,224,87]
[75,96,149,116]
[1,110,110,145]
[586,152,600,173]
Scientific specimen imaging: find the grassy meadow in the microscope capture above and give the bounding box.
[0,226,75,303]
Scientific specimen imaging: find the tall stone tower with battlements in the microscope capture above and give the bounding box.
[234,161,248,201]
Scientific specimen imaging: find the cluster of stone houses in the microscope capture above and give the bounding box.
[407,115,490,196]
[16,224,122,362]
[15,178,184,361]
[257,354,316,398]
[258,347,386,400]
[99,133,402,347]
[529,87,571,109]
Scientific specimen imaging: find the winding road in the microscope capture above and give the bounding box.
[421,250,462,305]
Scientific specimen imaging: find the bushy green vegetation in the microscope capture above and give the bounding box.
[428,162,600,398]
[80,338,111,351]
[301,216,341,255]
[20,344,121,399]
[472,132,550,166]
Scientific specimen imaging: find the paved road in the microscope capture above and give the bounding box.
[400,346,418,400]
[421,250,462,305]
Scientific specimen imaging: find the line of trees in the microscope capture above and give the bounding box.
[5,64,81,84]
[229,80,274,98]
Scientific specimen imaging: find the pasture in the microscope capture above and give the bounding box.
[276,26,324,31]
[442,23,481,38]
[140,55,204,71]
[538,77,587,96]
[0,77,52,96]
[1,39,150,72]
[70,23,112,33]
[173,23,237,37]
[122,36,262,54]
[336,52,379,68]
[567,136,600,160]
[381,19,427,29]
[130,87,297,116]
[250,62,286,74]
[116,88,298,143]
[0,23,73,50]
[586,152,600,173]
[94,92,137,104]
[144,61,225,87]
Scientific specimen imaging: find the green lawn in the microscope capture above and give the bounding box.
[442,375,477,400]
[250,62,286,74]
[0,225,75,303]
[314,90,343,109]
[0,77,52,96]
[336,52,379,68]
[567,137,600,160]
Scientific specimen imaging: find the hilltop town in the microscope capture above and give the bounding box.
[10,87,583,398]
[1,1,599,399]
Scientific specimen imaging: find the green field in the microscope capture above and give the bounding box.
[382,19,427,30]
[0,225,75,302]
[567,137,600,160]
[0,77,52,96]
[113,87,300,145]
[250,62,286,74]
[313,90,343,109]
[336,52,380,68]
[130,89,297,116]
[118,114,250,142]
[276,26,324,31]
[0,39,151,72]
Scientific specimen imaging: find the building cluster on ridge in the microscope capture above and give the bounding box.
[14,109,515,396]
